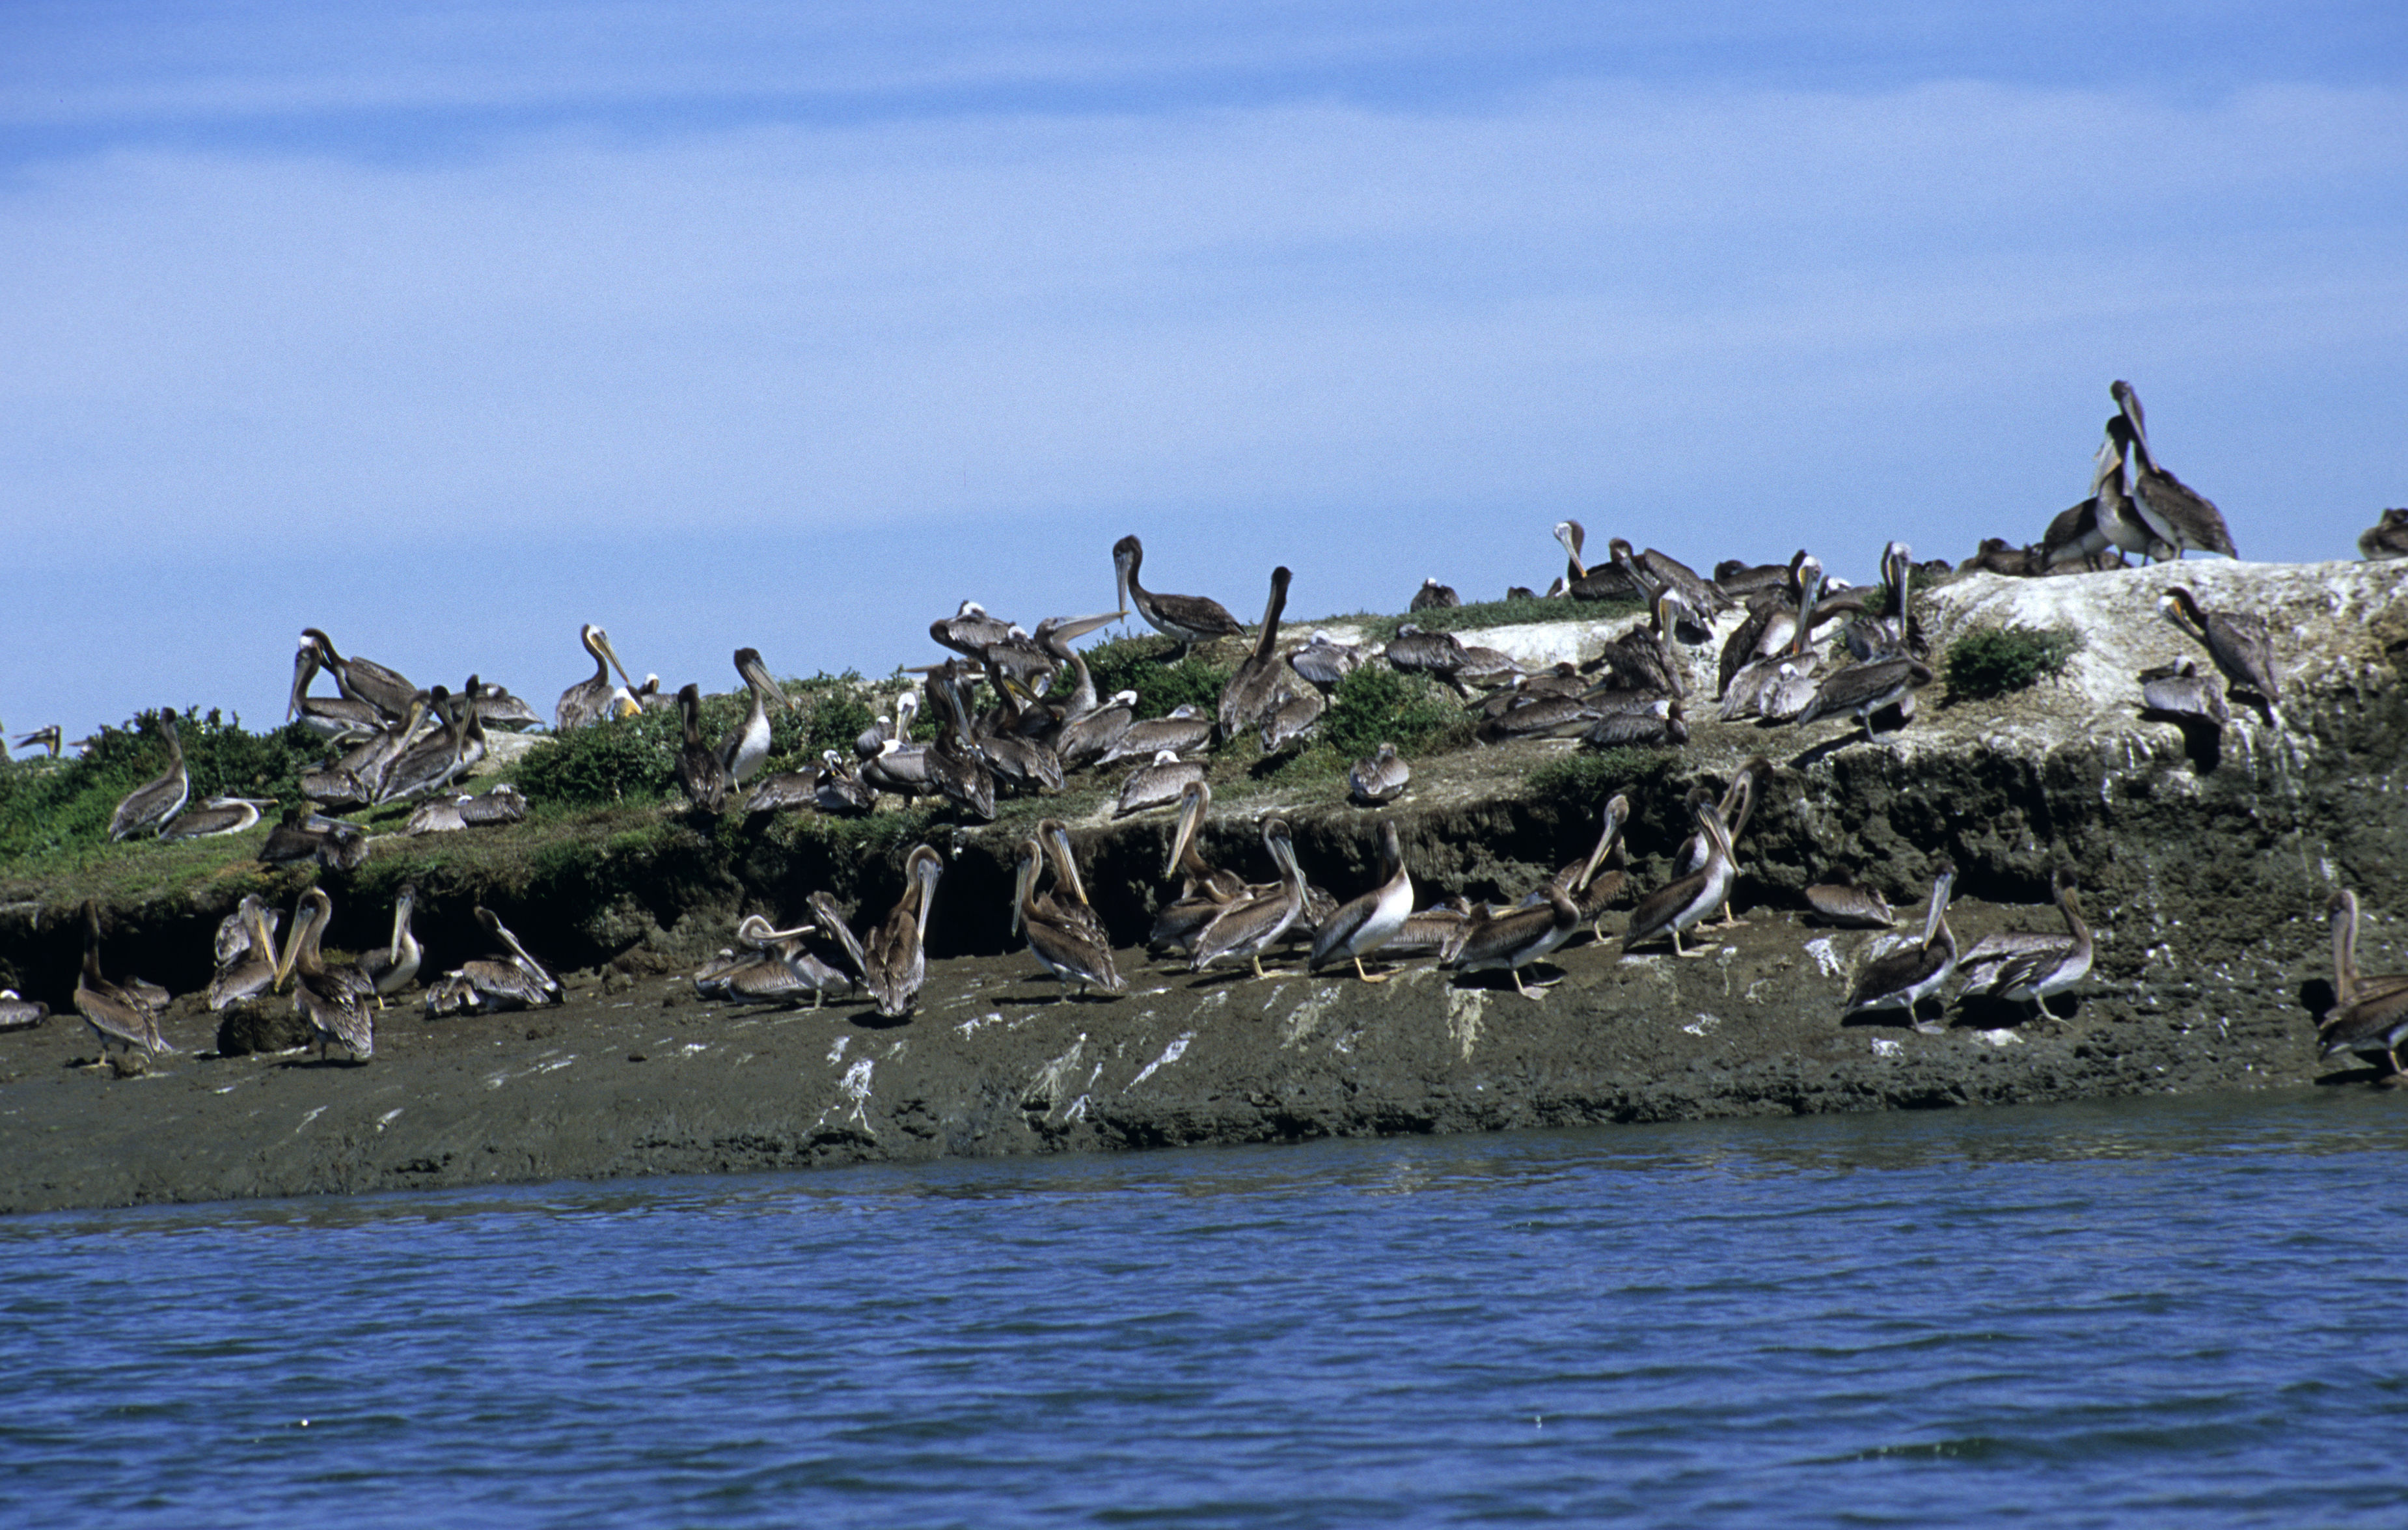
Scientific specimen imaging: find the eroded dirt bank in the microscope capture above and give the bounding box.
[2,558,2403,1214]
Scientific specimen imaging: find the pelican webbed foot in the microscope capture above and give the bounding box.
[1354,957,1390,983]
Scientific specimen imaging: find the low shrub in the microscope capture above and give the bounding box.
[1080,635,1235,720]
[1946,625,2081,700]
[1318,665,1467,760]
[0,707,320,864]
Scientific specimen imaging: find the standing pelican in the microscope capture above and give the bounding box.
[555,624,637,731]
[358,883,423,999]
[2159,586,2281,708]
[74,902,174,1060]
[1013,836,1125,1000]
[107,715,189,841]
[1310,820,1415,981]
[1451,884,1583,1000]
[272,888,376,1061]
[1522,793,1633,937]
[676,683,732,813]
[1675,758,1771,927]
[1621,793,1737,958]
[1217,566,1298,738]
[2111,381,2239,559]
[1191,819,1307,978]
[288,642,389,737]
[1798,656,1934,744]
[715,648,792,785]
[862,845,944,1018]
[2328,890,2408,1008]
[301,629,417,720]
[1842,864,1959,1030]
[1955,870,2093,1020]
[208,895,282,1010]
[423,907,562,1015]
[1112,535,1244,657]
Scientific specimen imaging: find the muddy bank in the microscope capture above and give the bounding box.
[2,558,2404,1214]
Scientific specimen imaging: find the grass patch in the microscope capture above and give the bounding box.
[1319,666,1470,760]
[0,707,322,869]
[512,707,684,807]
[1332,593,1639,646]
[1080,634,1235,720]
[1945,624,2081,701]
[1526,747,1676,806]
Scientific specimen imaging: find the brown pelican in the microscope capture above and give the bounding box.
[74,903,174,1060]
[1586,589,1687,699]
[1842,864,1958,1030]
[1099,705,1212,765]
[1475,693,1609,745]
[271,888,376,1061]
[2159,586,2280,708]
[698,914,852,1008]
[1806,882,1895,927]
[1192,819,1307,978]
[1013,836,1125,1000]
[717,648,792,787]
[808,750,876,814]
[1520,793,1632,937]
[1259,690,1324,754]
[1798,656,1934,743]
[1718,553,1815,698]
[0,989,46,1030]
[158,796,276,842]
[106,715,188,841]
[2328,890,2408,1007]
[288,643,389,737]
[1580,699,1687,748]
[1673,758,1770,926]
[208,895,282,1010]
[860,845,943,1018]
[1450,886,1581,1000]
[258,808,368,869]
[1311,821,1415,981]
[1150,780,1249,953]
[1289,632,1366,693]
[2041,415,2165,569]
[379,687,478,802]
[1957,538,2036,577]
[302,629,417,721]
[1385,624,1477,696]
[1115,750,1205,817]
[466,679,544,730]
[1714,558,1796,599]
[1606,536,1732,620]
[1956,871,2093,1019]
[1114,535,1244,657]
[1057,690,1140,769]
[1550,521,1648,601]
[931,600,1015,659]
[406,783,527,834]
[13,724,64,758]
[1410,578,1460,612]
[1218,566,1297,739]
[424,907,561,1016]
[2320,893,2408,1076]
[1622,794,1737,958]
[555,624,637,731]
[1348,743,1410,805]
[357,884,423,999]
[2111,381,2238,558]
[306,692,426,807]
[675,683,732,813]
[2139,659,2231,731]
[2359,508,2408,562]
[1839,542,1922,661]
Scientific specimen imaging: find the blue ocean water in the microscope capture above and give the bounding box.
[7,1090,2408,1529]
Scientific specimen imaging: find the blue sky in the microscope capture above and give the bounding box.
[4,3,2404,741]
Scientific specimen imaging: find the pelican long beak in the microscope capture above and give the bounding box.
[594,630,635,692]
[1552,521,1585,578]
[1011,849,1034,936]
[287,645,318,722]
[271,908,307,989]
[739,651,791,711]
[1047,824,1090,908]
[1168,783,1206,880]
[1575,795,1631,892]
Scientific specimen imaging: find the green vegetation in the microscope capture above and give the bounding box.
[1945,624,2082,701]
[1335,592,1638,646]
[0,707,321,868]
[1318,665,1468,760]
[1526,746,1677,807]
[512,707,684,807]
[1080,635,1235,720]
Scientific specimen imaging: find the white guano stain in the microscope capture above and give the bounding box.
[1683,1014,1720,1037]
[1023,1034,1088,1113]
[294,1106,327,1134]
[1281,987,1344,1049]
[1870,1037,1904,1058]
[1445,987,1485,1061]
[1803,938,1845,980]
[810,1058,877,1138]
[826,1035,851,1065]
[1126,1031,1194,1091]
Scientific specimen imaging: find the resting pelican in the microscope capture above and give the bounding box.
[861,845,944,1018]
[158,796,276,842]
[1191,819,1307,979]
[1347,743,1410,806]
[555,624,637,731]
[1842,864,1959,1029]
[1113,535,1244,657]
[274,887,376,1062]
[301,628,417,721]
[2111,381,2238,559]
[424,907,562,1016]
[2159,586,2281,709]
[288,642,388,737]
[74,902,174,1061]
[208,895,281,1011]
[1013,836,1125,1000]
[676,683,732,813]
[107,715,188,841]
[358,883,424,999]
[715,648,792,786]
[1622,793,1738,958]
[1410,578,1460,611]
[2360,508,2408,562]
[1218,566,1297,739]
[1310,821,1414,982]
[1955,871,2094,1020]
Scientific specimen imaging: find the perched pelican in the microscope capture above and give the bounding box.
[1099,704,1213,765]
[1114,750,1205,817]
[2041,416,2165,569]
[1805,882,1896,928]
[13,724,62,758]
[1218,566,1298,739]
[358,883,424,999]
[1675,757,1771,926]
[1310,821,1414,981]
[1518,793,1632,940]
[405,783,527,834]
[1410,578,1460,612]
[1347,743,1410,806]
[701,914,852,1008]
[273,888,376,1061]
[1289,633,1366,693]
[810,750,877,815]
[287,643,388,737]
[2159,586,2281,707]
[555,624,637,731]
[207,895,282,1011]
[1258,690,1324,754]
[307,692,427,807]
[1551,521,1648,601]
[1621,793,1737,958]
[2327,890,2408,1009]
[1384,625,1475,696]
[930,600,1015,659]
[107,715,189,841]
[2139,660,2231,731]
[676,683,732,813]
[424,907,561,1016]
[1056,690,1139,769]
[1606,536,1732,619]
[860,845,944,1018]
[1150,780,1249,953]
[0,989,46,1031]
[1580,698,1687,748]
[158,796,275,842]
[1842,864,1959,1029]
[1451,885,1582,1000]
[2319,894,2408,1078]
[2111,381,2239,559]
[1113,535,1244,657]
[2359,508,2408,562]
[1797,657,1934,743]
[379,688,480,802]
[301,628,418,721]
[1013,836,1125,1000]
[1718,553,1815,699]
[717,648,792,786]
[1956,871,2093,1020]
[1191,819,1307,978]
[73,903,174,1061]
[856,689,919,760]
[466,679,545,730]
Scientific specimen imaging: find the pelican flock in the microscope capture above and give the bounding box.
[5,374,2401,1089]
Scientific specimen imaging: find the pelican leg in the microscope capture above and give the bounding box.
[1250,954,1265,980]
[1509,968,1533,1000]
[1708,898,1749,930]
[1354,956,1390,984]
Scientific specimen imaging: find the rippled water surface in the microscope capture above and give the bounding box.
[9,1091,2408,1528]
